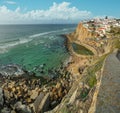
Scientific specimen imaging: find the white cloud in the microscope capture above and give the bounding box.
[5,1,16,5]
[0,2,92,24]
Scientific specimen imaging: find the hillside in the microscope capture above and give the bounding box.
[0,22,120,113]
[46,22,120,113]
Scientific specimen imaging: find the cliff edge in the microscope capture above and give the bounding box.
[68,23,93,42]
[46,23,120,113]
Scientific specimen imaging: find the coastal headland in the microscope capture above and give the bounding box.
[0,18,120,113]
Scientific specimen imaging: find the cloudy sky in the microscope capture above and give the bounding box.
[0,0,120,24]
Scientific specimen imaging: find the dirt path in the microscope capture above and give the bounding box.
[95,52,120,113]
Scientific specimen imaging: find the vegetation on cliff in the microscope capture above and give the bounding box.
[85,54,107,88]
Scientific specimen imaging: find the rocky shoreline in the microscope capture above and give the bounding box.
[0,32,74,113]
[0,61,73,113]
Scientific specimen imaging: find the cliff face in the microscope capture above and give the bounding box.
[69,23,93,42]
[45,23,120,113]
[67,23,98,55]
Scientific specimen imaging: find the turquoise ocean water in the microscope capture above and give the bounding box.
[0,24,76,76]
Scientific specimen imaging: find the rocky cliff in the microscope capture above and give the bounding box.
[47,24,120,113]
[68,23,93,42]
[67,23,98,55]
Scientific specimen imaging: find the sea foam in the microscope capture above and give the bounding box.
[29,28,71,38]
[0,27,74,54]
[0,38,33,54]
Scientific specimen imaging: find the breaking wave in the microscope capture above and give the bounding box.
[0,38,33,54]
[0,27,74,54]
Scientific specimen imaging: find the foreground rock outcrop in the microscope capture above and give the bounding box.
[0,64,72,113]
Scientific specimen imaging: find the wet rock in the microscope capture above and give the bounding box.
[0,64,25,77]
[15,101,31,113]
[0,88,4,109]
[1,107,11,113]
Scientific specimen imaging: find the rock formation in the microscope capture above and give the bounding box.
[68,23,93,42]
[0,64,72,113]
[45,23,120,113]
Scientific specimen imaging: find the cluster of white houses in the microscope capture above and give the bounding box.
[83,17,120,37]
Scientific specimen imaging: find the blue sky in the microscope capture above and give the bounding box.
[0,0,120,24]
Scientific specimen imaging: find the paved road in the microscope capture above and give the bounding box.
[95,52,120,113]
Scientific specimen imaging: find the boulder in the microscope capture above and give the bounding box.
[36,93,50,113]
[30,89,39,100]
[0,64,25,77]
[34,92,44,113]
[15,101,31,113]
[55,82,61,89]
[40,93,50,113]
[1,107,11,113]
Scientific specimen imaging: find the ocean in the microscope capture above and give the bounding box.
[0,24,76,76]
